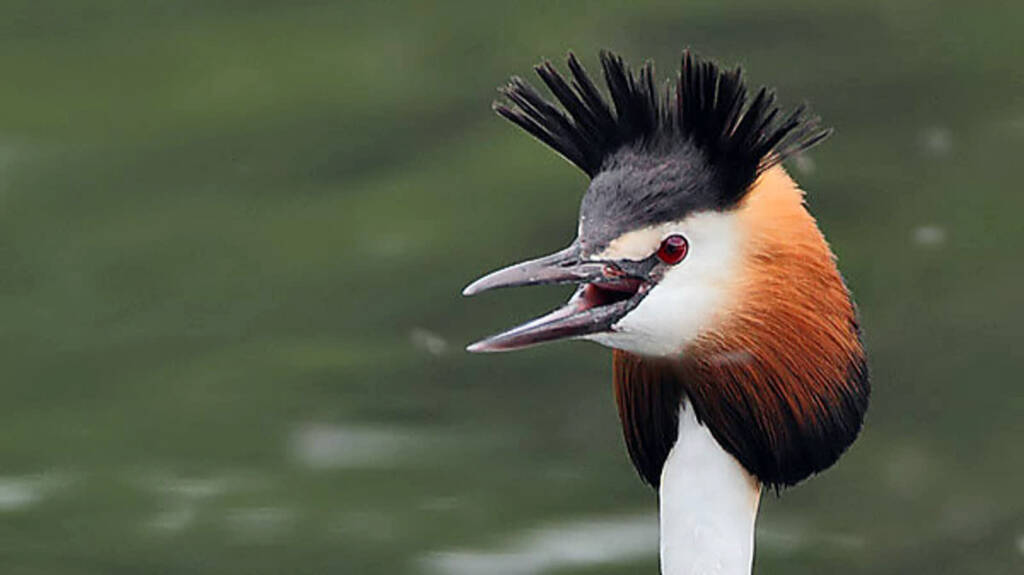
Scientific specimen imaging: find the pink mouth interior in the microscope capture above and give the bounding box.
[581,279,644,311]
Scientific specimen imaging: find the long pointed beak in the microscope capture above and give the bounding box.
[462,242,648,352]
[462,243,605,296]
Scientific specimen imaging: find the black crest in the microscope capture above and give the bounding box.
[495,50,830,205]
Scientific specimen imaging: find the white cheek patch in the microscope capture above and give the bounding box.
[593,226,665,261]
[586,211,743,357]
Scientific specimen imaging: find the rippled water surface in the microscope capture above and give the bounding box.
[0,1,1022,573]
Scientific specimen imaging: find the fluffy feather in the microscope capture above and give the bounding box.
[612,167,869,489]
[495,50,830,208]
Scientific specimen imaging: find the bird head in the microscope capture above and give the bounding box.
[464,51,868,489]
[465,51,829,357]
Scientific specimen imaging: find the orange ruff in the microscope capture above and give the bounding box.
[614,166,868,488]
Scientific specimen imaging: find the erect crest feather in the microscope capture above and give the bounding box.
[494,50,830,206]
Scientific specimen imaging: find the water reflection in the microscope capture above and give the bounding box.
[423,514,657,575]
[0,472,73,512]
[288,423,425,469]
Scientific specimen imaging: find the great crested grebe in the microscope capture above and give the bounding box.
[463,51,868,575]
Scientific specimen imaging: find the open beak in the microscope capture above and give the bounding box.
[463,242,649,352]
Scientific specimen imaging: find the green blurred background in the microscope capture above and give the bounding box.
[0,1,1021,573]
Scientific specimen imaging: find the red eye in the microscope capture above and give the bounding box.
[656,234,689,265]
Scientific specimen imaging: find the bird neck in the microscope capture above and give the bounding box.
[609,167,867,572]
[611,167,867,489]
[659,400,761,575]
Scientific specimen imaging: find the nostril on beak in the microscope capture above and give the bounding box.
[603,264,625,279]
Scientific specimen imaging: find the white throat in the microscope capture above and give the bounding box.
[659,401,761,575]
